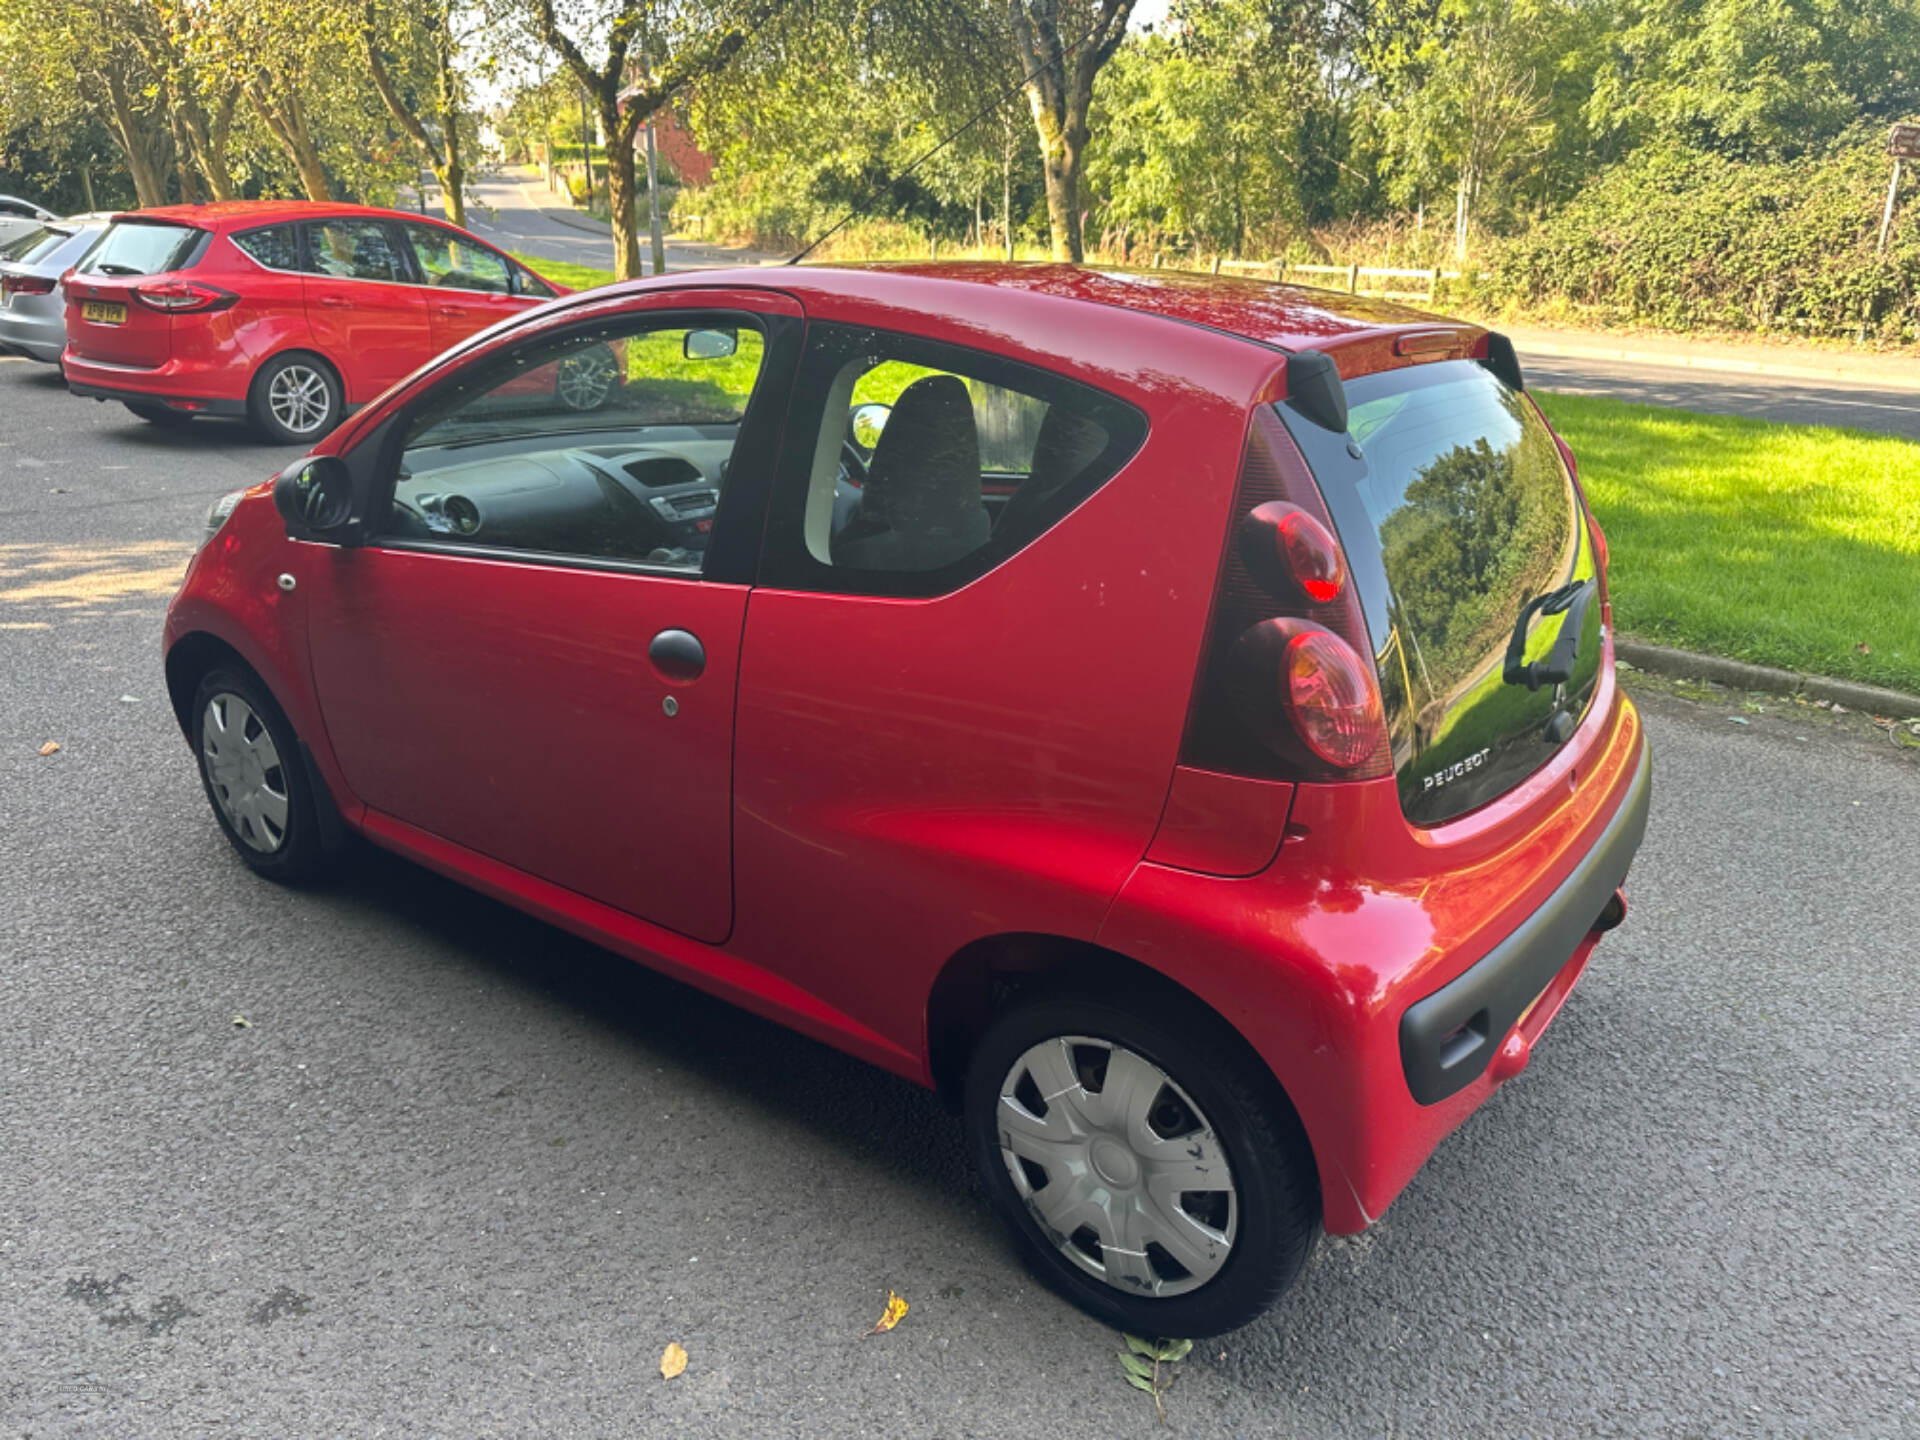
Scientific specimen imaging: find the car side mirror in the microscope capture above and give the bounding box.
[849,402,891,451]
[273,455,359,544]
[684,328,738,360]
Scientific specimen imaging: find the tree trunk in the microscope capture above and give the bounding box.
[1002,146,1014,260]
[101,66,165,207]
[167,93,201,205]
[1028,98,1081,261]
[435,31,466,227]
[189,87,240,202]
[249,83,334,201]
[605,108,644,281]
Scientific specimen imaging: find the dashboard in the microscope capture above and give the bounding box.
[386,426,737,567]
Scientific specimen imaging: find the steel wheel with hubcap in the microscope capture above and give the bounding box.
[201,692,290,853]
[249,354,342,444]
[966,991,1319,1335]
[190,666,326,880]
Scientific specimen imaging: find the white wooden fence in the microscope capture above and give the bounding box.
[1215,259,1472,302]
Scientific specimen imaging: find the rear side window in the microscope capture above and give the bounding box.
[301,220,405,283]
[761,323,1146,595]
[76,221,200,277]
[403,222,509,293]
[232,225,298,272]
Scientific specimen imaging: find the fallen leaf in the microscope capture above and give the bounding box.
[1855,642,1872,655]
[1831,704,1850,715]
[1728,716,1749,725]
[37,741,60,756]
[867,1289,908,1335]
[660,1341,687,1379]
[231,1014,251,1028]
[119,694,141,704]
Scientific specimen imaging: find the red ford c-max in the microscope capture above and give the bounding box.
[163,264,1650,1335]
[60,201,574,442]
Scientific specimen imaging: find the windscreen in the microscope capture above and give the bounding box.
[1280,359,1602,825]
[75,221,199,277]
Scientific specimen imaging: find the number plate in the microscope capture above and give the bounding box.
[81,300,127,325]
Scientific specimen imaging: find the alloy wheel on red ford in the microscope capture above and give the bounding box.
[162,262,1649,1335]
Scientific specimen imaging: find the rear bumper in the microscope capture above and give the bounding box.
[0,308,64,362]
[1399,741,1650,1104]
[63,351,250,413]
[1099,663,1651,1234]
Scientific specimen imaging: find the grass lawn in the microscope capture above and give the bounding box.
[1537,393,1920,695]
[514,252,617,292]
[507,252,1920,694]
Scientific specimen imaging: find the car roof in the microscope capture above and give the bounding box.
[631,261,1480,356]
[109,200,461,232]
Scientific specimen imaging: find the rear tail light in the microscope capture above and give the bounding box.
[1,274,56,298]
[1180,405,1392,782]
[133,280,238,314]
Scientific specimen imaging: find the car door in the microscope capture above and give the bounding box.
[302,289,802,944]
[298,217,434,399]
[400,220,527,352]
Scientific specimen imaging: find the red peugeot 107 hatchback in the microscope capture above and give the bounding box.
[60,201,576,442]
[163,265,1650,1335]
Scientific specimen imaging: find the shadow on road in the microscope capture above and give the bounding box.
[317,842,980,1204]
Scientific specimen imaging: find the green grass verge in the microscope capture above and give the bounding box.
[1537,393,1920,695]
[508,252,1918,694]
[514,252,616,292]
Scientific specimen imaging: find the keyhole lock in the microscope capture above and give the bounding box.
[662,696,679,717]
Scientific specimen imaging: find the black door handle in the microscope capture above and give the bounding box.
[648,628,705,681]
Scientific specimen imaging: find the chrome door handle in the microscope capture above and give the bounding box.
[318,295,351,308]
[648,628,705,681]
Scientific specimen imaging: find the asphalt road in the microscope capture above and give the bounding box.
[4,356,1919,1437]
[1521,351,1920,440]
[460,167,773,276]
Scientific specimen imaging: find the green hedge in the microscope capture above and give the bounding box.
[1487,136,1920,341]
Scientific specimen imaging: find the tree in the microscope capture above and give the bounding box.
[363,0,474,225]
[1005,0,1136,262]
[530,0,793,280]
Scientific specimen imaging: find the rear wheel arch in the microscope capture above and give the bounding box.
[925,934,1318,1195]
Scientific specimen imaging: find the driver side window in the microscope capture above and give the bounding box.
[376,314,767,572]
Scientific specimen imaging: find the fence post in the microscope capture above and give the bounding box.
[1347,263,1359,294]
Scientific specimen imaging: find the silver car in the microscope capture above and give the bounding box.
[0,214,112,365]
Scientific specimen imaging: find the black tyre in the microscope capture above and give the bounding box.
[190,666,328,882]
[247,353,342,444]
[125,400,193,428]
[965,989,1319,1336]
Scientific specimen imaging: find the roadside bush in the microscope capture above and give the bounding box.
[1485,135,1920,341]
[567,174,591,207]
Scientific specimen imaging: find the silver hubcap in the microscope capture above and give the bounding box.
[556,351,615,410]
[267,364,331,434]
[997,1036,1236,1298]
[201,693,290,853]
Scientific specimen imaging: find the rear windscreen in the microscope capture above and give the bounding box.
[76,221,200,278]
[1,226,69,263]
[1279,359,1601,824]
